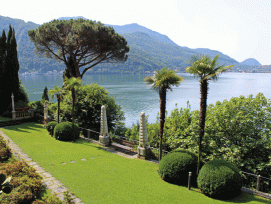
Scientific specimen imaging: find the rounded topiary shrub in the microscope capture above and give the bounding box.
[158,149,198,185]
[54,122,81,141]
[46,121,58,134]
[197,159,242,199]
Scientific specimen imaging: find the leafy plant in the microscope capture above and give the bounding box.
[0,174,13,194]
[197,159,242,199]
[0,136,11,162]
[54,122,81,141]
[158,149,198,185]
[46,121,58,135]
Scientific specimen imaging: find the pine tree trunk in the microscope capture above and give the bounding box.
[197,79,208,175]
[159,88,166,161]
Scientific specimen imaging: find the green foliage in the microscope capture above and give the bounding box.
[0,25,24,114]
[0,136,11,162]
[158,149,198,185]
[51,83,125,133]
[0,173,13,195]
[54,122,81,141]
[197,159,242,199]
[29,100,53,122]
[46,121,58,134]
[0,159,43,203]
[42,86,49,101]
[28,18,129,78]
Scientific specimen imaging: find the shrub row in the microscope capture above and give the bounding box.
[159,150,242,200]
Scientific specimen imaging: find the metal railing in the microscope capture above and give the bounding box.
[15,109,34,120]
[241,171,271,199]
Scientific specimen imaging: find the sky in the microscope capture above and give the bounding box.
[1,0,271,65]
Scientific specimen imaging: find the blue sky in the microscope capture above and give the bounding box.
[1,0,270,65]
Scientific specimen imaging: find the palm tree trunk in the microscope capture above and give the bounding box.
[197,79,208,175]
[72,87,76,129]
[159,88,166,161]
[57,95,60,123]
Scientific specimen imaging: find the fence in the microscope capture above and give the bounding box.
[15,109,34,120]
[241,171,271,199]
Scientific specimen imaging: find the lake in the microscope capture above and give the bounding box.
[20,72,271,127]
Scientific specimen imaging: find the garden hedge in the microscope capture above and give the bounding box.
[54,122,81,141]
[197,159,242,199]
[46,121,58,135]
[158,149,198,185]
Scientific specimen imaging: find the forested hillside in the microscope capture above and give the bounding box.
[0,15,263,74]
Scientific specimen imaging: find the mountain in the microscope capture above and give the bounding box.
[0,15,249,74]
[241,58,261,66]
[105,23,179,47]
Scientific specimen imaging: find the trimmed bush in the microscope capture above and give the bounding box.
[158,149,198,185]
[54,122,81,141]
[0,136,11,162]
[197,159,242,199]
[46,121,58,134]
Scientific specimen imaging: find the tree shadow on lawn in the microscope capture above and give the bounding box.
[214,191,270,203]
[164,181,269,203]
[2,122,45,133]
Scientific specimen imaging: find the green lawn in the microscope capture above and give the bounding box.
[1,123,270,204]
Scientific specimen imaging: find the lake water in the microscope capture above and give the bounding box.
[20,72,271,127]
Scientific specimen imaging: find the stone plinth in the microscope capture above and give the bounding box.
[99,105,110,146]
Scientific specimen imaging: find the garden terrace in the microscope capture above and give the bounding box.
[0,122,270,204]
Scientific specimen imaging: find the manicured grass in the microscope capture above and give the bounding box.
[1,123,270,204]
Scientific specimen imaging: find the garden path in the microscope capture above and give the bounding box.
[0,127,158,203]
[0,128,84,203]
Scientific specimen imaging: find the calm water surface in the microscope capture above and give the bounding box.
[20,73,271,127]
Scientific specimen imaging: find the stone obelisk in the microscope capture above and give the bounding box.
[99,105,110,146]
[137,112,150,159]
[44,101,49,127]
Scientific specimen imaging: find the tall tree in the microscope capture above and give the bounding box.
[144,67,183,160]
[63,77,82,128]
[42,86,49,101]
[28,19,129,79]
[49,86,66,123]
[186,54,233,175]
[0,25,21,114]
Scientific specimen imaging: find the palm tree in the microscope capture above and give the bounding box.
[49,86,66,123]
[144,67,183,160]
[186,54,234,175]
[63,77,82,128]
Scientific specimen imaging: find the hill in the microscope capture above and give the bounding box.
[0,15,252,74]
[241,58,261,66]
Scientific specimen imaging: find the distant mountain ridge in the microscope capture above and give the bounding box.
[241,58,261,66]
[0,15,264,73]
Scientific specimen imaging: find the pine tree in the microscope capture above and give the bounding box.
[42,86,49,101]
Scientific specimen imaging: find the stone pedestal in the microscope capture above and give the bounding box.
[137,146,150,160]
[99,105,110,146]
[99,135,110,147]
[12,111,16,120]
[137,112,150,159]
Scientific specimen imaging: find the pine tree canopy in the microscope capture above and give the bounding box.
[28,19,130,78]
